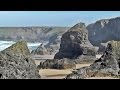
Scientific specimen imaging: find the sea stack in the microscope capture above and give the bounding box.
[54,22,97,59]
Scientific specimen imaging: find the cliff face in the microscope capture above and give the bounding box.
[87,17,120,46]
[0,27,69,42]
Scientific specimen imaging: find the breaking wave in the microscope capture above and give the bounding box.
[0,40,41,52]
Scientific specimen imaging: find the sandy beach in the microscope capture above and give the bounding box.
[38,63,91,79]
[34,55,119,79]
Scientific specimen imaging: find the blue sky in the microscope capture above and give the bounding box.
[0,11,120,27]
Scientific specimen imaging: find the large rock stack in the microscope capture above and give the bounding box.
[65,40,120,79]
[0,41,40,79]
[54,23,97,59]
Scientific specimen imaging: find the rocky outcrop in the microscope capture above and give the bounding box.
[1,40,30,56]
[65,40,120,79]
[31,43,50,55]
[45,33,63,55]
[0,27,69,42]
[54,23,97,59]
[74,55,96,64]
[87,17,120,46]
[0,41,40,79]
[98,42,110,54]
[38,59,76,69]
[47,33,62,46]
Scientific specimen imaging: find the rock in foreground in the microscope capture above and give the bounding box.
[0,41,40,79]
[1,40,30,56]
[65,41,120,79]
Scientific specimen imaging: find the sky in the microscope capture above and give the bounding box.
[0,11,120,27]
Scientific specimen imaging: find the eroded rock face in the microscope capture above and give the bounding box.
[38,59,76,69]
[98,42,110,54]
[47,33,62,46]
[0,27,69,42]
[1,40,30,56]
[54,23,97,59]
[31,43,50,55]
[87,17,120,46]
[45,34,63,55]
[0,41,40,79]
[65,41,120,79]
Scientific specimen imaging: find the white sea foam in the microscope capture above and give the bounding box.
[0,40,41,52]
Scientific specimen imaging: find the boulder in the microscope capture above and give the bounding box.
[65,41,120,79]
[0,41,40,79]
[38,58,76,69]
[54,22,97,59]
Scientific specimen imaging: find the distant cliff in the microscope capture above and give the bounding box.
[87,17,120,46]
[0,27,69,42]
[2,17,120,46]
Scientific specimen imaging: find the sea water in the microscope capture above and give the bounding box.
[0,40,42,52]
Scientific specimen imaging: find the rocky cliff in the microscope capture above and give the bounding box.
[0,27,69,42]
[87,17,120,46]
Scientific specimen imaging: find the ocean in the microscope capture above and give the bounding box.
[0,40,43,52]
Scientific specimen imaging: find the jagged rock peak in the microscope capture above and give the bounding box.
[69,22,86,31]
[96,19,109,24]
[1,40,30,56]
